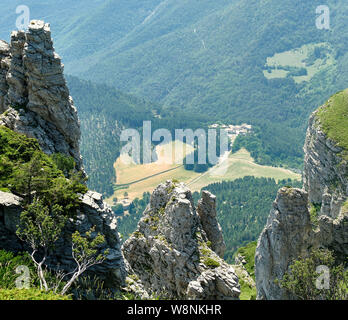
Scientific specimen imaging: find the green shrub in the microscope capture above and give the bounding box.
[112,203,124,215]
[342,200,348,212]
[278,249,348,300]
[234,241,257,279]
[0,250,37,289]
[239,278,256,300]
[0,250,67,292]
[203,257,220,268]
[309,203,321,227]
[0,125,87,214]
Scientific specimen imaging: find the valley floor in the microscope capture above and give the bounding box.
[108,142,301,203]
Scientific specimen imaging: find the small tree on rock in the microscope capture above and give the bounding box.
[16,198,66,291]
[16,199,109,295]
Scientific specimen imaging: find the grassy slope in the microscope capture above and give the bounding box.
[317,89,348,159]
[234,241,257,300]
[188,148,300,192]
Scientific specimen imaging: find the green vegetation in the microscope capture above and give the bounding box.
[0,250,36,289]
[233,242,257,300]
[0,125,87,211]
[16,197,109,295]
[0,126,109,298]
[263,43,336,83]
[278,249,348,300]
[233,123,304,169]
[197,239,221,269]
[202,257,220,269]
[309,203,321,227]
[234,241,257,280]
[0,288,71,300]
[112,203,124,215]
[239,279,256,301]
[317,89,348,160]
[0,250,71,300]
[343,200,348,212]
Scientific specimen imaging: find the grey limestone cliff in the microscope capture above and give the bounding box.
[303,109,348,218]
[255,97,348,300]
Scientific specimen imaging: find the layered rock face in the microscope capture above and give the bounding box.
[255,101,348,300]
[0,40,10,112]
[122,181,240,300]
[0,21,82,169]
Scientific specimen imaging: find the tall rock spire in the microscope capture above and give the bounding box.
[0,20,82,169]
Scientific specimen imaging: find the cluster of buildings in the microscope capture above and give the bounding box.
[209,123,252,137]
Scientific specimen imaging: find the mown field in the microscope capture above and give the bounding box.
[107,141,301,202]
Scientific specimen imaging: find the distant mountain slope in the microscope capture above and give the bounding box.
[1,0,347,170]
[71,0,347,118]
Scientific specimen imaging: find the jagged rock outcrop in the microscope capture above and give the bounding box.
[0,20,82,169]
[0,191,23,252]
[255,93,348,300]
[122,180,240,300]
[0,21,126,289]
[0,190,126,287]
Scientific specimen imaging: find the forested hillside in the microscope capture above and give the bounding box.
[65,0,347,170]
